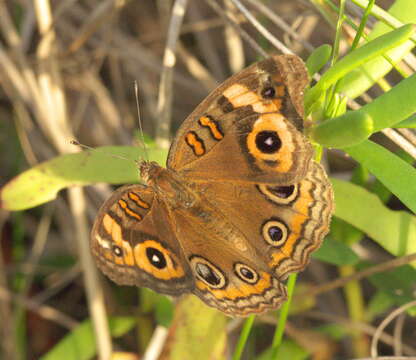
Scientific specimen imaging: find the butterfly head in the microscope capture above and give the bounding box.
[139,161,162,185]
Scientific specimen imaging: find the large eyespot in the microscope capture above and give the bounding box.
[112,245,123,257]
[133,240,185,279]
[255,131,281,154]
[146,247,167,269]
[261,86,276,99]
[234,263,259,284]
[257,184,298,205]
[190,256,226,289]
[262,219,289,247]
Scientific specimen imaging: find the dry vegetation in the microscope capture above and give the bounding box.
[0,1,415,359]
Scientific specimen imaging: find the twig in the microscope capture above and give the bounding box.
[371,300,416,358]
[155,0,189,149]
[299,311,416,356]
[393,313,406,356]
[0,286,78,329]
[297,253,416,299]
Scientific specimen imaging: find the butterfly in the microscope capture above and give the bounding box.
[91,54,334,316]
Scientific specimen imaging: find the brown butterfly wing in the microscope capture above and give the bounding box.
[195,161,333,280]
[163,195,287,316]
[173,162,333,315]
[91,184,194,295]
[167,54,313,185]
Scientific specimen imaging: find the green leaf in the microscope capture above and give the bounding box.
[394,114,416,128]
[313,237,360,266]
[310,110,373,147]
[343,0,416,98]
[366,291,396,321]
[1,146,168,211]
[332,178,416,266]
[363,263,416,315]
[258,340,309,360]
[166,296,227,360]
[305,44,332,76]
[40,317,136,360]
[305,24,415,111]
[343,140,416,213]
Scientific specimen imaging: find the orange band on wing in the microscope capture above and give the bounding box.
[198,116,224,140]
[196,271,272,300]
[268,180,313,268]
[185,131,205,156]
[118,199,142,221]
[128,192,150,209]
[102,214,135,266]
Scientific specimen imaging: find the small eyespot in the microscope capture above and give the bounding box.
[146,247,167,269]
[273,185,296,199]
[257,184,298,205]
[113,245,123,257]
[190,256,226,289]
[261,86,276,99]
[255,131,281,154]
[262,219,289,247]
[196,263,221,286]
[234,263,259,284]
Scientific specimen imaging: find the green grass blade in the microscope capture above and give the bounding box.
[231,315,255,360]
[270,273,298,358]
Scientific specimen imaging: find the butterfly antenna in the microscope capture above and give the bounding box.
[70,139,139,165]
[134,81,149,161]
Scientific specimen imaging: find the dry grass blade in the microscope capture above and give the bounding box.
[382,129,416,160]
[242,0,315,52]
[156,0,189,149]
[204,0,268,57]
[229,0,293,54]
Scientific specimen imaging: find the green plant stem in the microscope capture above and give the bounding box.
[340,265,369,357]
[351,0,375,50]
[231,314,255,360]
[270,273,297,358]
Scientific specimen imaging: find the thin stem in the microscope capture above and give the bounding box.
[231,315,256,360]
[270,273,297,358]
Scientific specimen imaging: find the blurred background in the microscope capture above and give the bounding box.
[1,0,416,359]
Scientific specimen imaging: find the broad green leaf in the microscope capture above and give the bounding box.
[332,178,416,267]
[40,317,136,360]
[395,114,416,128]
[166,296,226,360]
[343,140,416,213]
[1,146,167,211]
[305,24,415,111]
[313,237,360,266]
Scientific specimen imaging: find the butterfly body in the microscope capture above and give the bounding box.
[91,55,334,316]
